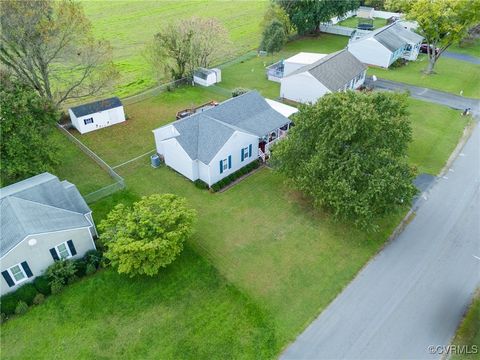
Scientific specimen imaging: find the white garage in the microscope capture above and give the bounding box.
[68,97,126,134]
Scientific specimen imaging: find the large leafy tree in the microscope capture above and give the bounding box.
[99,194,197,277]
[272,91,417,230]
[277,0,359,34]
[0,0,117,106]
[0,71,59,185]
[261,2,295,36]
[386,0,480,74]
[260,20,288,54]
[149,17,231,80]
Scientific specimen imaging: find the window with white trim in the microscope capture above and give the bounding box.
[56,242,72,259]
[8,264,27,284]
[221,159,228,171]
[84,117,94,125]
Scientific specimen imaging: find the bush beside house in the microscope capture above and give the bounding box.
[210,160,261,192]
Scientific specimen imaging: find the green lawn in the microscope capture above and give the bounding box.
[449,38,480,58]
[0,247,276,360]
[407,99,470,175]
[452,290,480,360]
[337,16,387,29]
[81,0,268,97]
[368,55,480,98]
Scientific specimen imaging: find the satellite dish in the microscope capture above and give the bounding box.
[28,238,37,246]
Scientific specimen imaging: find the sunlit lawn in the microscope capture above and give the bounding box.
[337,16,387,29]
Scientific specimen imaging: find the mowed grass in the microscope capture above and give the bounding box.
[449,38,480,58]
[337,16,387,29]
[81,0,268,97]
[407,98,471,175]
[452,290,480,360]
[0,247,276,360]
[368,54,480,98]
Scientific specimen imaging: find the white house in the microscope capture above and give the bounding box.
[348,22,423,68]
[152,91,297,187]
[267,52,326,82]
[0,173,97,295]
[280,49,367,104]
[193,68,221,87]
[68,97,126,134]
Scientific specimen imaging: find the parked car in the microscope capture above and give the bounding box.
[420,44,440,55]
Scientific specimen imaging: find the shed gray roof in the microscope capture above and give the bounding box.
[0,173,92,257]
[354,22,423,52]
[287,49,367,91]
[70,97,122,117]
[194,68,214,80]
[157,91,290,164]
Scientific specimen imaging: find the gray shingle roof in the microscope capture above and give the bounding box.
[354,22,423,52]
[286,49,367,91]
[160,91,290,164]
[194,68,214,80]
[70,97,122,117]
[0,173,92,257]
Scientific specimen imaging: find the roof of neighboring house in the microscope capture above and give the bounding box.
[194,68,215,80]
[154,91,291,164]
[352,22,423,51]
[0,173,92,257]
[285,52,327,65]
[265,99,299,118]
[286,49,367,91]
[69,97,122,117]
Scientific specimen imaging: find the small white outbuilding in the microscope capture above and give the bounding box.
[193,68,221,87]
[68,97,125,134]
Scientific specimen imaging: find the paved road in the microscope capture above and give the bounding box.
[443,51,480,65]
[366,78,480,113]
[281,121,480,359]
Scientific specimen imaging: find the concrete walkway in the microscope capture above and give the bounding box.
[443,51,480,65]
[366,78,480,113]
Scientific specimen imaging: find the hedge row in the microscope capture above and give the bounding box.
[210,160,261,192]
[0,249,103,318]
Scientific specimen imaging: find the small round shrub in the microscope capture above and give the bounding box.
[232,87,249,97]
[67,275,79,285]
[50,279,64,294]
[85,263,97,276]
[32,293,45,305]
[14,301,29,315]
[34,275,51,295]
[74,259,87,277]
[0,312,7,324]
[83,249,103,269]
[46,259,77,285]
[0,294,19,315]
[15,283,38,305]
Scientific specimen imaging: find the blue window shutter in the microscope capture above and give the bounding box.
[2,271,14,287]
[219,160,223,174]
[49,248,60,261]
[248,144,252,157]
[67,240,77,256]
[241,149,244,161]
[228,155,232,169]
[21,261,33,278]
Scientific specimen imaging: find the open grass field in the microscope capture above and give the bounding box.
[337,16,387,29]
[0,247,276,360]
[368,55,480,98]
[81,0,268,97]
[452,290,480,360]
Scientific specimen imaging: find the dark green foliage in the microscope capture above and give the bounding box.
[74,259,87,277]
[210,160,261,192]
[46,260,77,286]
[0,72,59,185]
[390,58,408,68]
[50,279,64,294]
[277,0,359,34]
[15,301,29,315]
[0,293,19,315]
[273,91,417,230]
[0,312,6,323]
[85,263,97,276]
[260,19,287,53]
[194,179,209,190]
[232,87,250,97]
[33,275,52,295]
[32,293,45,305]
[83,249,103,269]
[15,283,38,306]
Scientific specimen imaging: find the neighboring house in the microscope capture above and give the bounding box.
[68,97,126,134]
[348,22,423,68]
[152,91,296,186]
[267,52,326,82]
[193,68,222,87]
[0,173,96,295]
[280,49,367,104]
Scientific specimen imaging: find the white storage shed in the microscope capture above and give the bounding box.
[193,68,221,87]
[68,97,125,134]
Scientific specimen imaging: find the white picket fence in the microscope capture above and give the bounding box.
[320,24,372,38]
[373,10,402,19]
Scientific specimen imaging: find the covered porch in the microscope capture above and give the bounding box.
[258,123,291,161]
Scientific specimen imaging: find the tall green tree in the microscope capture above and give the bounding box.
[272,91,417,230]
[0,0,117,106]
[261,2,295,36]
[0,72,59,185]
[386,0,480,74]
[99,194,197,277]
[260,20,288,54]
[277,0,359,34]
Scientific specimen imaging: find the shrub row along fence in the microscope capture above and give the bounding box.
[56,124,125,203]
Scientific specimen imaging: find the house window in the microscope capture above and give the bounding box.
[221,159,228,171]
[8,264,27,284]
[56,242,72,259]
[83,117,94,125]
[242,147,249,160]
